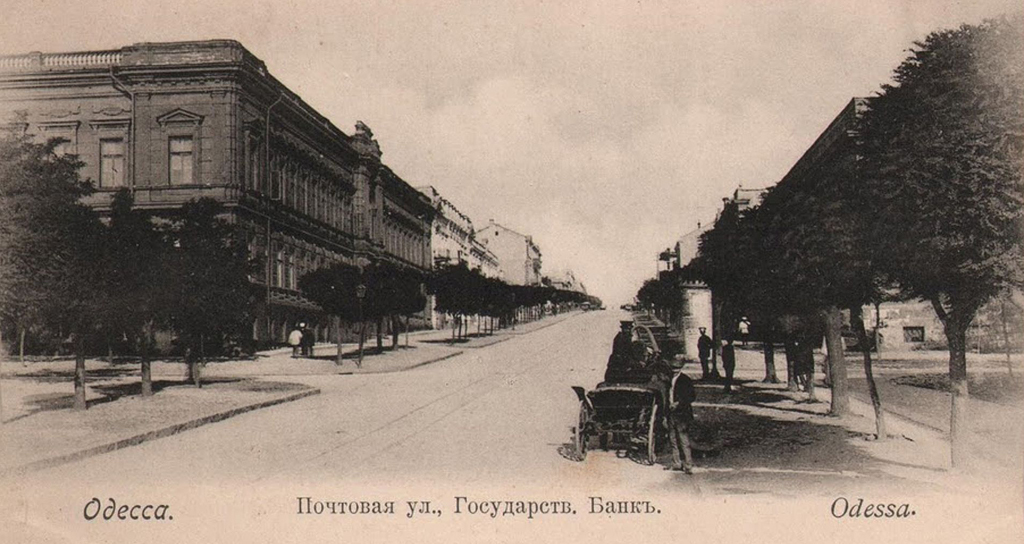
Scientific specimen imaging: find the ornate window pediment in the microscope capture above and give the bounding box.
[156,108,204,127]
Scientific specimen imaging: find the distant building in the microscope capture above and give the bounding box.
[468,237,500,279]
[674,224,708,270]
[545,269,586,294]
[0,40,434,345]
[475,220,542,286]
[730,186,766,211]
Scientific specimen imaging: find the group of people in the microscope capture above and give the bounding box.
[288,323,316,358]
[697,327,737,393]
[604,320,696,474]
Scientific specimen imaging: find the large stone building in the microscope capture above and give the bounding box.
[474,220,542,286]
[0,40,434,345]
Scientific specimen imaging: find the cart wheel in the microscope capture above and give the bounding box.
[574,401,589,461]
[646,403,658,465]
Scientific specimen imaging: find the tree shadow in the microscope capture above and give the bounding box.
[3,378,245,424]
[419,338,471,345]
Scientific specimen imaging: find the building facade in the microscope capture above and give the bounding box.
[0,40,434,345]
[544,269,586,294]
[474,220,542,286]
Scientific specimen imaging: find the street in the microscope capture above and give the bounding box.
[3,310,1021,544]
[5,312,692,492]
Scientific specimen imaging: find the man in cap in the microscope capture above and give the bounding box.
[651,361,696,474]
[604,320,638,382]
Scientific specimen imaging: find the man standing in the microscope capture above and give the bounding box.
[722,338,737,393]
[697,327,714,380]
[666,365,696,474]
[300,323,315,357]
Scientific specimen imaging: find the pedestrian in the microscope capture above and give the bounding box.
[738,318,750,346]
[697,327,713,380]
[722,338,736,393]
[300,323,315,357]
[663,364,696,474]
[288,324,303,358]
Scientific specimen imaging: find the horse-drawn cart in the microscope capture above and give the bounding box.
[571,382,664,464]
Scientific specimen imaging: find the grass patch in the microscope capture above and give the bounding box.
[891,372,1024,405]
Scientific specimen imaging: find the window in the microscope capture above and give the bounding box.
[169,137,194,184]
[273,248,284,288]
[903,326,925,343]
[100,139,125,187]
[52,138,72,157]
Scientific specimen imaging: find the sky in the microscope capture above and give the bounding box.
[1,0,1020,305]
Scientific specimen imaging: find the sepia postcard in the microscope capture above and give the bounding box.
[0,1,1021,543]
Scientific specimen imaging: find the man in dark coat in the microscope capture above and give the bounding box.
[722,338,736,393]
[659,364,696,473]
[697,327,714,379]
[605,320,638,382]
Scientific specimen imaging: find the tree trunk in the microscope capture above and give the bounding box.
[357,321,366,367]
[805,342,816,402]
[874,302,883,359]
[335,317,344,366]
[823,305,848,416]
[140,322,154,397]
[193,334,204,388]
[141,358,152,397]
[0,324,4,423]
[933,297,972,470]
[785,340,798,391]
[851,306,886,439]
[405,315,410,348]
[391,315,399,350]
[19,326,26,364]
[762,328,779,383]
[73,334,87,411]
[710,296,722,378]
[1001,299,1012,376]
[376,317,384,352]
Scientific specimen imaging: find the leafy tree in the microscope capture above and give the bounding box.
[162,198,256,386]
[95,189,166,396]
[299,262,362,364]
[859,17,1024,467]
[0,134,104,410]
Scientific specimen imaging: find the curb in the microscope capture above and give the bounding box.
[457,314,577,349]
[337,350,465,375]
[2,386,321,477]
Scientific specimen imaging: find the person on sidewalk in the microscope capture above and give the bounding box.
[288,324,304,358]
[697,327,714,380]
[662,364,696,474]
[300,323,315,357]
[722,338,736,393]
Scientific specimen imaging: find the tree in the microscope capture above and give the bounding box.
[95,189,166,396]
[0,134,105,410]
[859,17,1024,467]
[162,198,256,386]
[299,262,363,365]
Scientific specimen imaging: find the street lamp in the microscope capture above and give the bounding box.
[356,283,367,367]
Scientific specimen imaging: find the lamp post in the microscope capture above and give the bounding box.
[356,283,367,367]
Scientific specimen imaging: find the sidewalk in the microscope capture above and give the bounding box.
[0,377,318,476]
[0,311,578,475]
[715,347,1023,479]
